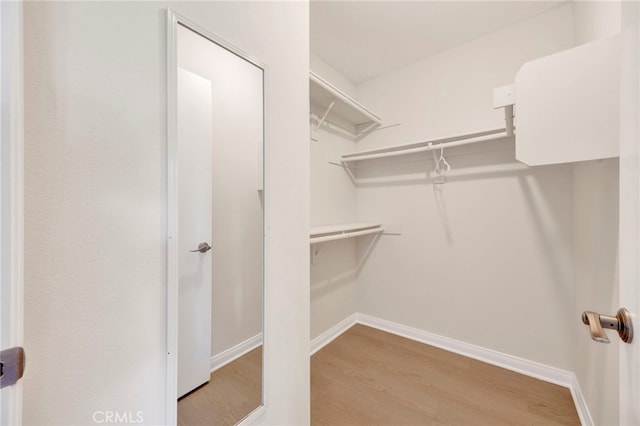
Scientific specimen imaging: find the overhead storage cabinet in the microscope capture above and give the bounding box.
[515,35,619,166]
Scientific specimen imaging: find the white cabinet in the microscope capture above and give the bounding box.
[515,35,620,166]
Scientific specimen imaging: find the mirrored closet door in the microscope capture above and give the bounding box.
[168,13,265,426]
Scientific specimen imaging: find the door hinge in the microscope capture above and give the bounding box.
[0,347,25,388]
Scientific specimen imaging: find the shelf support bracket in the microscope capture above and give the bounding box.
[504,105,514,137]
[493,84,515,136]
[310,241,326,265]
[315,98,336,131]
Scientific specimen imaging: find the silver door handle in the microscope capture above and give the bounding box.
[190,242,211,253]
[581,308,633,343]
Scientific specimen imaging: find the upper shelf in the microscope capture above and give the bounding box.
[339,87,516,163]
[310,71,382,138]
[310,222,384,244]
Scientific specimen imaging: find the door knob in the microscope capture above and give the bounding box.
[190,242,212,253]
[0,347,25,389]
[581,308,633,344]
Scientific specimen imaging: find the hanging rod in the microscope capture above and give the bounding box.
[341,127,514,163]
[310,114,380,139]
[310,227,384,244]
[310,223,384,244]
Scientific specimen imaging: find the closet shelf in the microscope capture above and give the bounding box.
[341,127,514,163]
[310,71,382,137]
[339,87,515,163]
[310,223,384,244]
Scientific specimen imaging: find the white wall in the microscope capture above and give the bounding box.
[310,124,359,339]
[353,4,577,370]
[573,0,621,45]
[23,2,309,425]
[310,131,357,228]
[309,52,363,340]
[178,25,263,358]
[310,53,357,99]
[571,2,621,425]
[310,237,359,340]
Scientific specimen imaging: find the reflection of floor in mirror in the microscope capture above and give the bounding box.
[178,346,262,426]
[311,324,580,426]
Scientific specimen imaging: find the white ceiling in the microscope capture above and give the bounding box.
[310,1,568,84]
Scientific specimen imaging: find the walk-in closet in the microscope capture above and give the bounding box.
[10,1,639,424]
[309,2,629,425]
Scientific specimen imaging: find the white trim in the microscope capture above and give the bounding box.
[569,374,594,426]
[237,405,266,425]
[310,314,358,355]
[210,333,263,372]
[356,313,574,387]
[0,0,24,424]
[619,3,640,425]
[166,9,267,423]
[310,313,593,425]
[165,9,179,426]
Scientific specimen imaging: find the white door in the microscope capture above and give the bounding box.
[619,1,640,424]
[177,68,213,398]
[0,0,24,424]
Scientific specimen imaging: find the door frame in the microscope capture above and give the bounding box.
[619,1,640,424]
[0,0,24,424]
[165,9,267,424]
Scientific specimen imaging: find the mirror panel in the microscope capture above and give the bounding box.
[174,21,264,425]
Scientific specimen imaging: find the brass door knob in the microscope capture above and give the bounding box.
[581,308,633,344]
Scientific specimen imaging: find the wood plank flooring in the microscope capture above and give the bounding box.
[177,346,262,426]
[311,324,580,426]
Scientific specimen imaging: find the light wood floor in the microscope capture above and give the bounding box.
[177,346,262,426]
[311,324,580,426]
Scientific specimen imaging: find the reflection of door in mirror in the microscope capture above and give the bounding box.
[175,22,264,425]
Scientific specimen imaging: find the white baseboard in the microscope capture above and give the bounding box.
[310,314,358,355]
[237,405,266,425]
[569,374,594,426]
[210,333,263,372]
[310,312,593,425]
[356,313,574,387]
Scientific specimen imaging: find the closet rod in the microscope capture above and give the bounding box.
[310,114,382,139]
[310,71,382,125]
[341,127,513,163]
[310,114,362,139]
[310,227,383,244]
